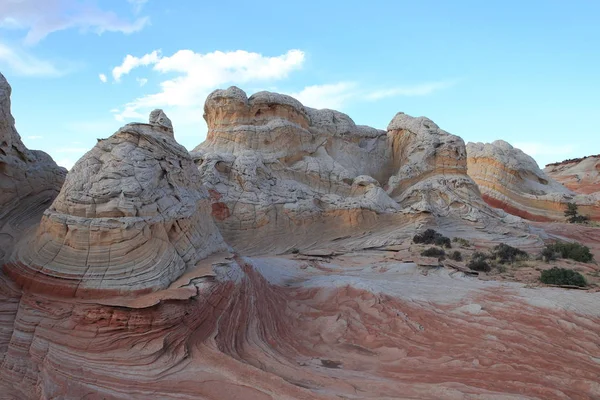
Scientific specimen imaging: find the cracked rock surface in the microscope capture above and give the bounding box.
[5,120,227,297]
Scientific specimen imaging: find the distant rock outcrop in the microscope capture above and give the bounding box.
[0,73,66,265]
[545,155,600,195]
[194,87,512,253]
[467,140,600,221]
[5,113,227,297]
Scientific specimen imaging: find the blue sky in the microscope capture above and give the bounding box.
[0,0,598,169]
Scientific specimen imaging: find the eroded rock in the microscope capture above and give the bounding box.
[467,140,600,221]
[5,118,227,297]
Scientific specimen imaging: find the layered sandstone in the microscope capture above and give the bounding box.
[2,78,599,400]
[0,73,66,265]
[545,155,600,194]
[194,87,511,253]
[467,140,600,221]
[5,113,227,297]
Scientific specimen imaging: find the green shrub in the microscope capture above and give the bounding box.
[449,251,462,261]
[452,237,471,247]
[467,252,491,272]
[492,243,529,264]
[542,242,593,263]
[413,229,451,248]
[421,247,446,258]
[564,202,590,224]
[540,267,587,287]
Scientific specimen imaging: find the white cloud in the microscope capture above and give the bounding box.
[112,50,161,81]
[111,49,305,121]
[136,77,148,86]
[99,73,107,83]
[365,80,457,101]
[26,135,43,140]
[0,0,150,45]
[0,41,63,76]
[288,82,358,110]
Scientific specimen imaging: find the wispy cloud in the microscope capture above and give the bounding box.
[136,77,148,86]
[0,0,150,45]
[365,80,458,101]
[284,80,457,109]
[0,41,64,76]
[26,135,43,140]
[288,82,359,110]
[99,73,107,83]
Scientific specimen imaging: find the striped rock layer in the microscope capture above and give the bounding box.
[5,121,227,297]
[194,87,510,253]
[545,155,600,195]
[467,140,600,221]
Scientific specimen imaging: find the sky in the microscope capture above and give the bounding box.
[0,0,598,169]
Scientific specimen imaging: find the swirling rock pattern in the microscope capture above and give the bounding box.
[1,77,599,399]
[2,254,600,399]
[5,118,227,297]
[467,140,600,221]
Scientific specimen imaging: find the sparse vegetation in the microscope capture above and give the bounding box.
[467,252,492,272]
[413,229,451,248]
[449,251,462,261]
[289,247,300,254]
[540,267,587,287]
[452,237,471,247]
[541,242,593,263]
[564,202,590,224]
[491,243,529,264]
[421,247,446,259]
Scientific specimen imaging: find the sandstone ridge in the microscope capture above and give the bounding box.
[194,87,512,253]
[545,154,600,195]
[467,140,600,221]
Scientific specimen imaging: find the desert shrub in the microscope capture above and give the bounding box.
[413,229,451,248]
[467,252,492,272]
[289,248,300,254]
[540,267,587,287]
[564,202,590,224]
[449,251,462,261]
[542,242,593,263]
[452,237,471,247]
[492,243,529,264]
[421,247,446,258]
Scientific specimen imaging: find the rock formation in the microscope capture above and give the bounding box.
[0,73,66,265]
[4,113,228,297]
[194,87,512,253]
[545,154,600,194]
[467,140,600,221]
[1,78,599,400]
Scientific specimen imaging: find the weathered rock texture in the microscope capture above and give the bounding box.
[0,73,66,266]
[194,87,511,253]
[467,140,600,221]
[5,115,227,297]
[545,155,600,194]
[2,80,599,400]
